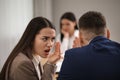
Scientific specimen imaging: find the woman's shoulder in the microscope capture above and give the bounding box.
[9,53,36,78]
[11,53,33,70]
[14,53,31,63]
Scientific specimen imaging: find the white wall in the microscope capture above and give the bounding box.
[52,0,120,42]
[0,0,33,71]
[33,0,53,21]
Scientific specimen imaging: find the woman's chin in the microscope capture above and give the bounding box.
[42,53,49,58]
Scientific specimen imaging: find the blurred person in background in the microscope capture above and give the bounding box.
[56,12,79,73]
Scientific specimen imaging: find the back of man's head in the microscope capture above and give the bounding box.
[79,11,106,36]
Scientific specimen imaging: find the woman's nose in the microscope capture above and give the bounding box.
[46,40,53,47]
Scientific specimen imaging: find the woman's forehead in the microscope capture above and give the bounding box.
[38,27,56,36]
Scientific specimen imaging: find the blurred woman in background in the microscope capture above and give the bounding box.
[56,12,79,72]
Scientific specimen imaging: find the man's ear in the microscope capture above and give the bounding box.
[107,28,110,39]
[73,21,77,28]
[79,31,84,46]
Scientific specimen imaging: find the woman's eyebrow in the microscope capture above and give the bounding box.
[42,36,55,39]
[42,36,49,38]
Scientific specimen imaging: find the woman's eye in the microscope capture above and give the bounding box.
[42,38,47,41]
[51,38,55,42]
[66,23,70,26]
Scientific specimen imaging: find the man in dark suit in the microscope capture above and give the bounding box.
[58,11,120,80]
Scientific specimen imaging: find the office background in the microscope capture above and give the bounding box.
[0,0,120,71]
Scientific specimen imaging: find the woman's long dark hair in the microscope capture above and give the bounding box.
[0,17,55,80]
[60,12,78,42]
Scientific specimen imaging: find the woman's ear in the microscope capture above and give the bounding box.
[107,28,110,39]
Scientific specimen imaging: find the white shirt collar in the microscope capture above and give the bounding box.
[32,54,42,80]
[32,54,42,65]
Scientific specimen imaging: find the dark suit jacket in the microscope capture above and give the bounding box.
[58,36,120,80]
[6,53,56,80]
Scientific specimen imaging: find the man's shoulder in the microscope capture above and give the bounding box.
[65,45,90,56]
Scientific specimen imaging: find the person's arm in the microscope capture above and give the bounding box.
[41,62,56,80]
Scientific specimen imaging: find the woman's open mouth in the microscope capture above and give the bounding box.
[44,49,50,53]
[44,49,51,55]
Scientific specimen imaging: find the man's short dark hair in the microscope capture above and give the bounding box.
[79,11,106,35]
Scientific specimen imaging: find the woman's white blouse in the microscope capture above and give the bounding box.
[56,30,79,72]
